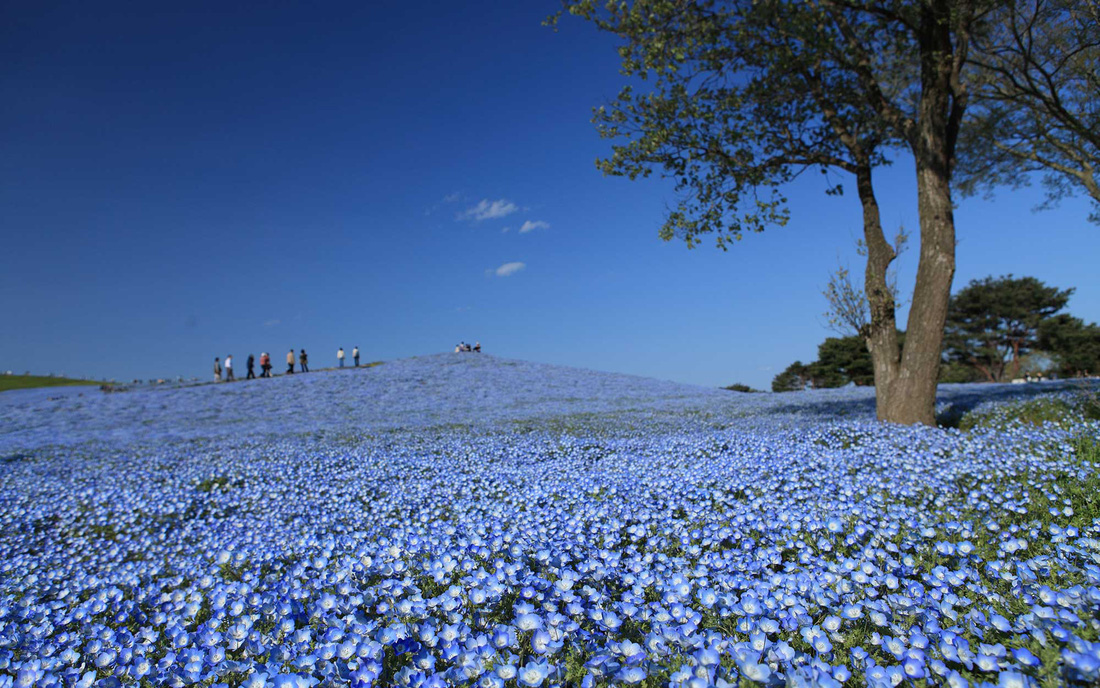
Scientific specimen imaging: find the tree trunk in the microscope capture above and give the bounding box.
[887,163,955,424]
[884,0,961,426]
[855,166,902,421]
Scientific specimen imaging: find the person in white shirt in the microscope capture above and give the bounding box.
[337,347,345,367]
[352,346,360,367]
[225,354,235,381]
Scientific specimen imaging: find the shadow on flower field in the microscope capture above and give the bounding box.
[1,354,1098,687]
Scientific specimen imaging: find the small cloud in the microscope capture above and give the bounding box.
[264,319,281,328]
[443,192,461,203]
[457,198,518,222]
[519,220,550,234]
[502,226,511,233]
[493,261,526,278]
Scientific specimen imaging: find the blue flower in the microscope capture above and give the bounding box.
[517,661,548,687]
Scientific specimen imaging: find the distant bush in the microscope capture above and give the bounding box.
[722,383,760,393]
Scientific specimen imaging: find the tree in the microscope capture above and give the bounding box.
[944,274,1073,381]
[959,0,1100,223]
[1039,314,1100,376]
[816,335,877,387]
[772,361,811,392]
[554,0,988,425]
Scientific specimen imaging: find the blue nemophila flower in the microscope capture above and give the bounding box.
[615,665,647,684]
[739,661,771,683]
[516,660,548,687]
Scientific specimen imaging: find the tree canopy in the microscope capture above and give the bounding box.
[959,0,1100,223]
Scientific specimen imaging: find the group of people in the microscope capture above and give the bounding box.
[454,341,481,353]
[213,346,360,381]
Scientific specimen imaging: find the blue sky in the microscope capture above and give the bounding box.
[3,2,1097,389]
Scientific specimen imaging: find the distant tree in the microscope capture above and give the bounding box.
[959,0,1100,223]
[815,335,876,387]
[773,333,900,392]
[1038,314,1100,377]
[944,275,1073,381]
[772,361,811,393]
[554,0,990,425]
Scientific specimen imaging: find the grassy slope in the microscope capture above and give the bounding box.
[0,375,101,393]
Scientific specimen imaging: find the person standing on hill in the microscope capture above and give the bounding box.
[352,346,359,367]
[225,354,235,381]
[246,354,256,379]
[286,349,295,374]
[260,352,271,377]
[299,349,309,373]
[337,347,345,368]
[214,357,222,382]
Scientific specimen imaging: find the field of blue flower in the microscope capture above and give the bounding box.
[2,354,1098,688]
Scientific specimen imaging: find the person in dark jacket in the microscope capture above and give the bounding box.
[299,349,309,373]
[246,354,256,379]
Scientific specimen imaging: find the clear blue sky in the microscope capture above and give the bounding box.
[2,1,1097,389]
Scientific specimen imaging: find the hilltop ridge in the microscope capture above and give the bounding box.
[0,353,741,450]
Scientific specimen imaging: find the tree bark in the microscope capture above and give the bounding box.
[887,164,955,424]
[855,165,902,421]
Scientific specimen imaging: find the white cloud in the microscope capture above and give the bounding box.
[443,192,461,203]
[457,198,518,222]
[264,319,281,328]
[519,220,550,234]
[493,261,526,277]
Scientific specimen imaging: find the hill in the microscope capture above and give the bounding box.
[1,353,1098,687]
[0,352,1075,452]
